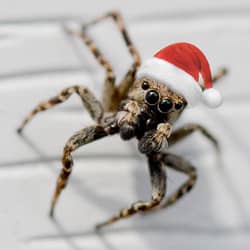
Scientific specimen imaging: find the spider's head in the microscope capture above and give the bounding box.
[128,77,187,123]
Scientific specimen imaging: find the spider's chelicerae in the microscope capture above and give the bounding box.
[17,11,227,229]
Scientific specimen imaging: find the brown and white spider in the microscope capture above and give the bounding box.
[17,11,227,229]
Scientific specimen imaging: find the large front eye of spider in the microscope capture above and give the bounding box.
[145,90,160,105]
[158,98,173,113]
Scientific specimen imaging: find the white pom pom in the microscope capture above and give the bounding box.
[202,88,222,108]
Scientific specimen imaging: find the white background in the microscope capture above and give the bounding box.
[1,0,250,249]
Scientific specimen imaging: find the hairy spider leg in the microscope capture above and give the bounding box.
[67,30,117,111]
[159,153,197,209]
[17,86,103,133]
[50,124,112,217]
[95,152,166,229]
[198,67,228,90]
[212,67,228,84]
[66,11,141,111]
[99,11,141,100]
[168,123,219,150]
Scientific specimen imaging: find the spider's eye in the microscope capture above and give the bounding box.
[141,81,149,90]
[158,99,173,113]
[175,102,183,110]
[145,90,159,105]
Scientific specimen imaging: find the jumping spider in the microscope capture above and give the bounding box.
[17,11,227,229]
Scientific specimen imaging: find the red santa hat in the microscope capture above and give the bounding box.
[136,42,222,108]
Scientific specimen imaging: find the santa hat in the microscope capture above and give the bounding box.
[136,42,222,108]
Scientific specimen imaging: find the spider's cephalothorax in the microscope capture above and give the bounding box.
[17,11,227,229]
[117,77,187,154]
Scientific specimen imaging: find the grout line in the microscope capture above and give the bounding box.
[0,16,83,25]
[26,223,250,242]
[0,67,85,81]
[132,6,250,22]
[0,154,139,168]
[0,6,249,26]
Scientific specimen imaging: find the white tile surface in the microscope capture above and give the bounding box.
[1,1,250,249]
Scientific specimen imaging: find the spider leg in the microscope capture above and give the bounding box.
[94,11,141,100]
[65,25,117,111]
[159,153,197,209]
[66,11,141,109]
[50,124,113,217]
[199,67,228,90]
[95,153,166,229]
[17,85,103,133]
[116,62,140,105]
[212,67,228,84]
[103,11,141,100]
[82,11,141,70]
[168,123,219,150]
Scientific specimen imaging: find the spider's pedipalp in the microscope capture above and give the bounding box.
[138,123,172,154]
[117,100,141,140]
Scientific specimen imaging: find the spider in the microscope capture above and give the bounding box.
[17,11,227,229]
